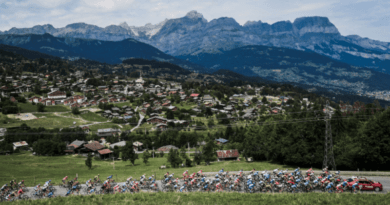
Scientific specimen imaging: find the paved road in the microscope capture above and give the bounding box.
[130,113,144,132]
[21,175,390,200]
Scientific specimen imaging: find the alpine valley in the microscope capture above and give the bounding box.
[2,11,390,100]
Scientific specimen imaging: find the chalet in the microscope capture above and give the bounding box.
[139,108,147,114]
[65,140,86,154]
[147,116,168,124]
[119,96,127,102]
[215,138,228,145]
[111,107,121,112]
[162,102,171,107]
[167,105,178,112]
[133,141,143,151]
[13,141,28,151]
[156,123,168,131]
[70,103,81,108]
[109,97,118,102]
[29,96,42,103]
[143,102,151,108]
[271,107,283,114]
[216,149,239,161]
[41,98,56,106]
[97,98,108,104]
[153,107,162,113]
[97,149,113,159]
[47,90,66,99]
[111,113,120,118]
[157,145,179,152]
[83,142,105,155]
[97,128,121,137]
[203,95,213,102]
[190,93,199,98]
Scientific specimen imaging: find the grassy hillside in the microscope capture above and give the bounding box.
[0,151,300,187]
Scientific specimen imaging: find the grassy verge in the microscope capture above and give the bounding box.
[0,151,301,187]
[8,192,390,205]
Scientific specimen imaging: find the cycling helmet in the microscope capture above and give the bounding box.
[49,180,51,182]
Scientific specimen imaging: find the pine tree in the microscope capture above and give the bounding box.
[85,152,92,170]
[122,142,138,165]
[143,149,150,164]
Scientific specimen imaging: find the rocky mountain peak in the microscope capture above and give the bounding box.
[119,22,130,29]
[185,10,204,19]
[293,16,339,36]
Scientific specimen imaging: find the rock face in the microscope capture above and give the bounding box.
[2,11,390,71]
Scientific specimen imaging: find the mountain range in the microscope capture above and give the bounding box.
[0,33,207,73]
[178,45,390,93]
[1,11,390,73]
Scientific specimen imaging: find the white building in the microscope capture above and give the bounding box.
[135,72,145,87]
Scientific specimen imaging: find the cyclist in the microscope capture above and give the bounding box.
[65,189,72,196]
[17,180,25,188]
[150,183,158,191]
[248,182,255,193]
[126,176,132,184]
[90,188,96,194]
[86,179,93,190]
[5,192,15,201]
[62,176,68,185]
[94,174,100,183]
[107,175,113,182]
[164,172,170,179]
[219,168,224,174]
[197,170,203,177]
[273,168,279,176]
[325,182,334,193]
[1,184,7,193]
[179,181,186,192]
[216,182,223,192]
[47,191,54,198]
[16,187,23,198]
[203,181,209,191]
[183,170,189,180]
[72,181,79,194]
[351,180,359,193]
[113,184,120,193]
[34,184,41,196]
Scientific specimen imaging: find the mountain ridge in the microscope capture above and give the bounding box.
[2,11,389,73]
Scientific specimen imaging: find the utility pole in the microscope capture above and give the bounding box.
[323,100,336,170]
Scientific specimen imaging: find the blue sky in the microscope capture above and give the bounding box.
[0,0,389,42]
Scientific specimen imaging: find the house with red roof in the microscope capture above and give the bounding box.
[190,93,199,98]
[97,149,113,159]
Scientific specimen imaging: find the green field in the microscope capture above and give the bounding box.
[8,192,390,205]
[79,112,108,122]
[18,103,70,113]
[59,111,108,122]
[0,114,84,129]
[0,151,302,187]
